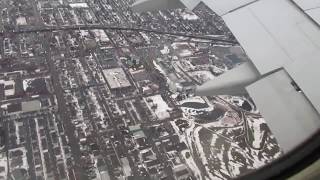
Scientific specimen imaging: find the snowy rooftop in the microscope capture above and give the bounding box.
[69,3,89,8]
[103,68,131,89]
[146,95,172,120]
[22,100,41,112]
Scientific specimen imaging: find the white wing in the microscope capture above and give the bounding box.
[131,0,320,152]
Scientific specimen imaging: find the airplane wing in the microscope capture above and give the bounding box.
[131,0,320,153]
[293,0,320,24]
[132,0,200,12]
[132,0,185,12]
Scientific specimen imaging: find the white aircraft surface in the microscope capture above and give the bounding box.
[132,0,320,153]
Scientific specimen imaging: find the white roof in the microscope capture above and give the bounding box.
[103,68,131,89]
[22,100,41,112]
[69,3,88,8]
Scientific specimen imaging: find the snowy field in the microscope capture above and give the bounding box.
[170,94,282,179]
[146,95,172,120]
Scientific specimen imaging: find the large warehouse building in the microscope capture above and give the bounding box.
[103,68,132,89]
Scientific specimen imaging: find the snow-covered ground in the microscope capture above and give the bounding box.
[169,92,281,179]
[248,117,265,149]
[181,149,202,180]
[145,95,172,120]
